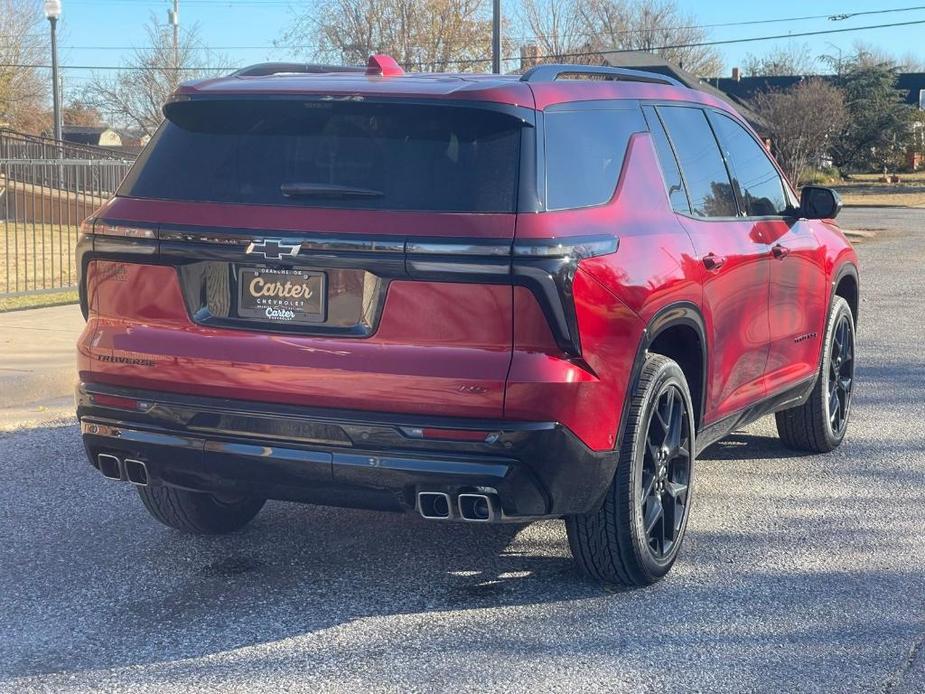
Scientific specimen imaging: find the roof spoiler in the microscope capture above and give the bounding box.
[231,55,405,78]
[520,64,682,87]
[231,62,366,77]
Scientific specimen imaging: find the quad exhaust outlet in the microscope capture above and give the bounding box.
[417,490,500,522]
[95,453,148,486]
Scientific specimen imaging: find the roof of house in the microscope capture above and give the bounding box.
[711,72,925,107]
[62,125,113,136]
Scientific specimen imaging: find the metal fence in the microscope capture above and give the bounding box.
[0,142,136,296]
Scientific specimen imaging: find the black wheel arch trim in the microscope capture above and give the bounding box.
[614,301,708,451]
[831,261,860,326]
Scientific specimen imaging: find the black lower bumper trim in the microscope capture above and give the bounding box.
[77,383,618,518]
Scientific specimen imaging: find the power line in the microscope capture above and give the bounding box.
[26,3,925,50]
[6,3,925,50]
[2,16,925,71]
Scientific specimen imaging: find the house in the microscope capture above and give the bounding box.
[711,71,925,170]
[710,71,925,110]
[60,125,123,148]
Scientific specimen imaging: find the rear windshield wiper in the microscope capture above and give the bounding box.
[280,183,384,199]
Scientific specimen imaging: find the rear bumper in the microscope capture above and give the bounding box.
[77,383,617,519]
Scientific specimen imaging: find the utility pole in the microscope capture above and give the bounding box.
[491,0,501,74]
[168,0,179,83]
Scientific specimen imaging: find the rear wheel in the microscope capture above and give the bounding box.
[137,485,265,534]
[566,354,695,586]
[776,296,855,453]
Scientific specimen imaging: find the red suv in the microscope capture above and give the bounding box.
[76,57,859,586]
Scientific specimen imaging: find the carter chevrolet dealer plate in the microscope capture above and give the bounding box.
[236,266,326,324]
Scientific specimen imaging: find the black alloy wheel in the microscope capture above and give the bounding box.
[828,313,855,437]
[641,384,692,560]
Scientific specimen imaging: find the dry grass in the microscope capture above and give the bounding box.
[0,289,77,312]
[0,222,81,296]
[834,170,925,207]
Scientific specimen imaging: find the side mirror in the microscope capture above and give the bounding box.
[800,186,842,220]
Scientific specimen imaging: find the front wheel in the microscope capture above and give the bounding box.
[137,485,265,534]
[776,296,855,453]
[566,354,695,587]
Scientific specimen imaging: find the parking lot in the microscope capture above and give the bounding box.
[0,207,923,693]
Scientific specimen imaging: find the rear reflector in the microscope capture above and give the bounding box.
[401,427,497,443]
[89,393,152,411]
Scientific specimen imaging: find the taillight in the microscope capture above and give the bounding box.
[92,221,156,239]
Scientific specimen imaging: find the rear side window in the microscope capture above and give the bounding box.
[544,106,647,210]
[642,105,690,214]
[656,106,738,218]
[119,100,524,212]
[710,113,789,217]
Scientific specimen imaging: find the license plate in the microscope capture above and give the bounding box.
[236,267,326,324]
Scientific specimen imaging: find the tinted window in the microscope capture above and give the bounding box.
[119,100,523,212]
[711,113,789,216]
[642,105,689,213]
[545,106,647,210]
[657,106,737,218]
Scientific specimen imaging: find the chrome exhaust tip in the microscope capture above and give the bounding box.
[97,453,123,481]
[417,491,452,520]
[458,493,499,522]
[123,459,149,486]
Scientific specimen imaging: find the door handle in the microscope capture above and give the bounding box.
[702,253,727,271]
[771,244,791,259]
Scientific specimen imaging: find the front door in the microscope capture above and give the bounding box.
[653,105,772,423]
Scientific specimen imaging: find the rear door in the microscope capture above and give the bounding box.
[707,111,828,393]
[651,104,772,422]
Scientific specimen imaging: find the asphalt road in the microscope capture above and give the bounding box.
[1,208,923,693]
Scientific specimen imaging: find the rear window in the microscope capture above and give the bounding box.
[544,105,646,210]
[119,100,524,212]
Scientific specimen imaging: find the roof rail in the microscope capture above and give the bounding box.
[231,62,366,78]
[520,64,683,87]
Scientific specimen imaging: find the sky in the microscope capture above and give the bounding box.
[47,0,925,98]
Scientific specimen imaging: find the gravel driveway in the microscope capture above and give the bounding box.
[0,207,923,693]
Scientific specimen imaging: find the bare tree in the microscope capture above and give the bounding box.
[63,99,103,127]
[83,15,230,137]
[742,41,818,76]
[281,0,497,71]
[0,0,48,133]
[518,0,589,63]
[518,0,723,76]
[751,79,848,186]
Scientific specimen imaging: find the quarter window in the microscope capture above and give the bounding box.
[711,113,789,217]
[642,105,689,214]
[545,106,647,210]
[656,106,738,218]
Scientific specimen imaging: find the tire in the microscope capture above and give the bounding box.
[566,353,695,587]
[137,485,265,534]
[776,296,855,453]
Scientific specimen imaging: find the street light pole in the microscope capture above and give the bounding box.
[44,0,63,143]
[491,0,501,74]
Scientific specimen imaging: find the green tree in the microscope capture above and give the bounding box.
[828,53,918,172]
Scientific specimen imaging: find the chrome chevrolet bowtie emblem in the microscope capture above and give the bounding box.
[245,239,301,260]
